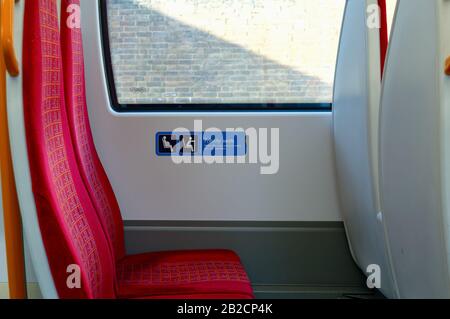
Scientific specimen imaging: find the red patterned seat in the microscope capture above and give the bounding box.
[58,0,253,299]
[117,250,253,299]
[23,0,116,298]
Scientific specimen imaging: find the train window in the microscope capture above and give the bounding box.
[101,0,345,112]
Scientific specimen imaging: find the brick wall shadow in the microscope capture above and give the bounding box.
[107,0,334,106]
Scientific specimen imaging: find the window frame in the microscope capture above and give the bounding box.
[99,0,334,113]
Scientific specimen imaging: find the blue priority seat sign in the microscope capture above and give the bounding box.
[156,131,247,157]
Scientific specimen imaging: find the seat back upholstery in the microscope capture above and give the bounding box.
[23,0,116,298]
[60,0,125,262]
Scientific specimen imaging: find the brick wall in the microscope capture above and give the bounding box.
[106,0,345,105]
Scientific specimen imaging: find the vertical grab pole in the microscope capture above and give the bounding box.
[0,0,26,299]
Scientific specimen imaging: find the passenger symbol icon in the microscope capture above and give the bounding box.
[183,137,195,153]
[162,136,174,152]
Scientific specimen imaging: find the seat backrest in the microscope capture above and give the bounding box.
[23,0,116,298]
[333,0,397,298]
[60,0,125,262]
[379,0,450,298]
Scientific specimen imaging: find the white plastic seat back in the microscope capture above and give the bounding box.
[380,0,450,298]
[333,0,397,298]
[6,0,57,298]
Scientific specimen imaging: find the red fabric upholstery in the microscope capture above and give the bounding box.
[60,0,125,262]
[59,0,253,299]
[138,294,253,300]
[23,0,116,299]
[117,250,254,299]
[378,0,389,77]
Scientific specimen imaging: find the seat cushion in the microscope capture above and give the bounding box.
[117,250,254,299]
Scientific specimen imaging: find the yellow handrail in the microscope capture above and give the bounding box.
[445,56,450,76]
[0,0,27,299]
[1,0,18,77]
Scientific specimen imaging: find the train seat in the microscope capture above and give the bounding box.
[23,0,253,299]
[60,0,253,299]
[333,0,396,298]
[23,0,116,298]
[379,0,450,298]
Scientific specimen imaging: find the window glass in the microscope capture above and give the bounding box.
[103,0,345,110]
